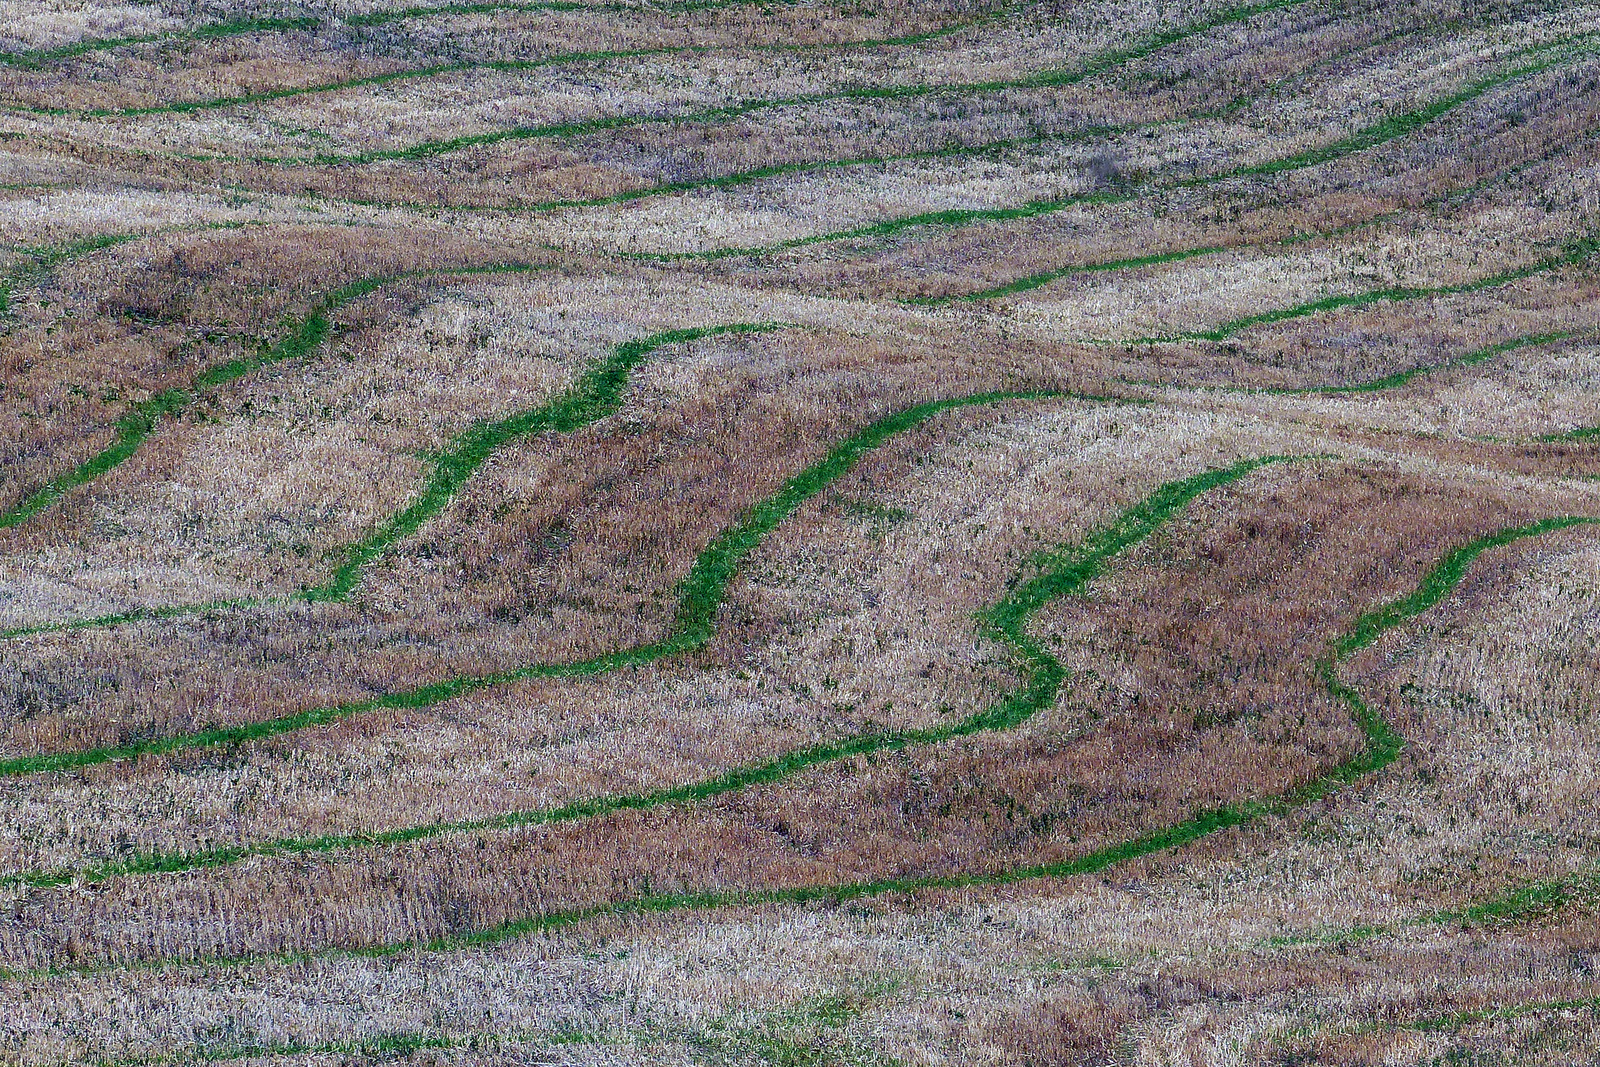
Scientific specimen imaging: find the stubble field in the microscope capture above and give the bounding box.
[0,0,1598,1064]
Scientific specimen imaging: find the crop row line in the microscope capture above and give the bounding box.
[605,34,1600,262]
[14,3,1023,119]
[7,445,1592,980]
[146,0,1318,166]
[0,0,812,68]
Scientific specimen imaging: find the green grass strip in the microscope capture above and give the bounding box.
[1543,424,1600,441]
[208,0,1309,167]
[73,1027,560,1067]
[0,389,1121,780]
[0,276,386,530]
[3,220,271,293]
[0,230,223,317]
[0,18,319,68]
[0,264,552,532]
[905,244,1228,306]
[896,89,1580,307]
[14,231,143,267]
[1137,328,1597,399]
[1227,34,1600,179]
[0,323,786,641]
[51,5,1014,119]
[6,427,1281,884]
[0,0,809,69]
[304,322,787,603]
[283,15,1426,218]
[1391,994,1600,1033]
[0,388,191,530]
[566,33,1600,263]
[1261,866,1600,949]
[286,119,1137,219]
[1332,517,1600,664]
[346,0,801,28]
[1122,229,1600,346]
[1277,986,1600,1050]
[11,472,1597,979]
[634,191,1135,262]
[1282,329,1594,395]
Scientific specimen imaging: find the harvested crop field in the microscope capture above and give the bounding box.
[0,0,1598,1063]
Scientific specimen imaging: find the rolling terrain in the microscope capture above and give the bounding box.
[0,0,1599,1063]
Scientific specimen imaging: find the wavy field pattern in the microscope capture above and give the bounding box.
[0,0,1599,1063]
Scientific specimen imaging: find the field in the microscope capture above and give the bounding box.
[0,0,1598,1063]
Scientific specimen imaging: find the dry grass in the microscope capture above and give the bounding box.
[0,0,1598,1064]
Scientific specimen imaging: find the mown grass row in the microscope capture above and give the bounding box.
[285,12,1417,217]
[1371,993,1600,1035]
[2,391,1224,884]
[902,142,1551,307]
[68,1027,570,1067]
[1543,424,1600,441]
[0,389,1123,780]
[0,322,785,639]
[1265,986,1600,1055]
[0,0,809,69]
[1262,861,1600,950]
[15,467,1597,979]
[1113,228,1600,347]
[46,4,1021,119]
[4,182,1588,613]
[0,442,1295,947]
[0,234,135,315]
[45,982,879,1067]
[304,121,1129,216]
[19,258,1587,638]
[1280,329,1596,396]
[1134,328,1596,401]
[0,263,573,533]
[0,1,1369,516]
[0,274,396,530]
[580,32,1599,263]
[200,0,1313,166]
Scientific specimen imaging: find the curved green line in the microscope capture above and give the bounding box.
[81,1027,554,1067]
[1,221,271,316]
[36,6,1017,119]
[906,244,1230,306]
[1542,424,1600,441]
[345,0,798,29]
[0,264,551,531]
[1114,229,1600,347]
[283,121,1130,216]
[1384,994,1600,1034]
[1269,989,1600,1054]
[1262,857,1600,950]
[0,17,320,68]
[559,33,1599,263]
[162,0,1311,167]
[1135,328,1595,402]
[0,0,808,69]
[307,322,787,603]
[272,14,1422,217]
[1281,329,1596,396]
[0,389,1120,780]
[14,414,1283,886]
[0,322,787,639]
[4,19,1550,532]
[901,144,1557,306]
[17,486,1596,983]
